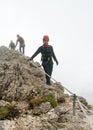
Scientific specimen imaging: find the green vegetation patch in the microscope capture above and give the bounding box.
[0,104,20,120]
[0,106,9,120]
[28,95,58,108]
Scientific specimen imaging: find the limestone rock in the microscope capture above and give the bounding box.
[0,46,92,130]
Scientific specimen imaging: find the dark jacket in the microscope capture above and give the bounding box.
[31,45,58,65]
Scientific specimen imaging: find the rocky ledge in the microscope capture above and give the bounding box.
[0,46,93,130]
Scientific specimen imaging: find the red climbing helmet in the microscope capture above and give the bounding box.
[43,35,49,41]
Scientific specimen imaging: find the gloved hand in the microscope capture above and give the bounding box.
[28,57,33,61]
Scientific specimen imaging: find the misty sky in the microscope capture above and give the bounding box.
[0,0,93,104]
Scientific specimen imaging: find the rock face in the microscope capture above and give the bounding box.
[0,46,93,130]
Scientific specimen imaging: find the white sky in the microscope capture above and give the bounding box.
[0,0,93,104]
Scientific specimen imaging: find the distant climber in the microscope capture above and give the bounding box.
[9,40,15,50]
[16,34,25,54]
[29,35,58,85]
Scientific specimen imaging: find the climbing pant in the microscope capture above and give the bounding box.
[19,45,25,54]
[42,61,53,85]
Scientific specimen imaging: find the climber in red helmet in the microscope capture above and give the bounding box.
[29,35,58,85]
[43,35,49,41]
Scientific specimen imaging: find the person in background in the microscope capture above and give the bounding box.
[29,35,58,85]
[16,34,25,54]
[9,40,15,50]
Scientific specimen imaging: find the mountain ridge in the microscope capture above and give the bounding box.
[0,46,92,130]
